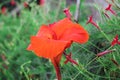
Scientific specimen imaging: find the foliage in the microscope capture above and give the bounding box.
[0,0,120,80]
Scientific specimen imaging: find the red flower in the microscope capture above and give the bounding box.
[86,15,101,30]
[39,0,45,5]
[63,8,72,20]
[1,6,7,14]
[10,0,16,6]
[27,18,89,80]
[105,4,116,16]
[24,2,29,8]
[97,49,116,57]
[111,34,120,46]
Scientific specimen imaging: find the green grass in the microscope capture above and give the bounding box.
[0,1,120,80]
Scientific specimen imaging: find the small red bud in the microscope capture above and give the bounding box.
[105,4,116,16]
[97,49,116,57]
[86,15,101,30]
[63,8,72,20]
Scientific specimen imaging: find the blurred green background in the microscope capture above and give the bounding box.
[0,0,120,80]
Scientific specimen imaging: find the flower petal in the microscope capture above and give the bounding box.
[29,36,71,59]
[27,25,57,51]
[51,18,89,43]
[59,24,89,44]
[36,25,57,39]
[51,18,75,39]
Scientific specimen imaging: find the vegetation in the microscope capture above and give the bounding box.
[0,0,120,80]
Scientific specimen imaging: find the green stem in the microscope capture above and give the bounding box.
[21,61,31,80]
[85,56,98,68]
[100,30,110,42]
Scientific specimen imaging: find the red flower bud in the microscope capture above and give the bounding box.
[97,49,116,57]
[105,4,116,16]
[86,15,101,30]
[111,34,120,46]
[63,8,72,20]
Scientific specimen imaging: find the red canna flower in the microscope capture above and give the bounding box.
[86,15,101,30]
[10,0,16,6]
[27,18,89,80]
[105,4,116,16]
[111,34,120,46]
[63,52,78,65]
[63,8,72,20]
[1,6,7,14]
[97,49,116,57]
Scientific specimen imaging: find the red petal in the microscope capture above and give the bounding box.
[29,36,71,59]
[27,25,57,51]
[36,25,57,39]
[118,41,120,45]
[27,44,32,50]
[86,15,93,24]
[51,18,75,39]
[51,18,89,43]
[59,24,89,44]
[105,4,112,11]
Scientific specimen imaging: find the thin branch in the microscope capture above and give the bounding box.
[74,0,81,23]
